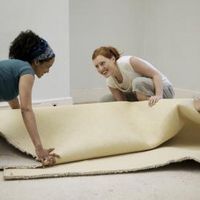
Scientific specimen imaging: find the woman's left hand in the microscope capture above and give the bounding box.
[36,147,60,167]
[148,95,162,107]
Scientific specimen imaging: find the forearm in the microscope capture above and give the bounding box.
[21,108,43,149]
[114,94,127,101]
[109,87,127,101]
[152,75,163,97]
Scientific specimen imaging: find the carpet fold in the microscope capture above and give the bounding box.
[1,98,200,180]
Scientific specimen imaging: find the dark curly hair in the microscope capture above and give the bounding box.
[9,30,52,64]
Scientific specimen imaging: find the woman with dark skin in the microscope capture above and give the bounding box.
[0,30,59,166]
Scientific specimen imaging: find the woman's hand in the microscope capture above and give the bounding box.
[193,97,200,112]
[148,95,162,107]
[35,147,60,167]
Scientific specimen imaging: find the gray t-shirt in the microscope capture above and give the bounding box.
[0,59,35,101]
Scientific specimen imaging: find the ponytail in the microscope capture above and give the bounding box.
[92,46,121,60]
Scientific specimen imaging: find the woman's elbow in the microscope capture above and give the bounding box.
[153,73,162,80]
[20,105,32,114]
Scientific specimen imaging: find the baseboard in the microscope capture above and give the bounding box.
[0,97,73,109]
[71,87,200,103]
[32,97,73,106]
[1,88,199,108]
[174,88,200,98]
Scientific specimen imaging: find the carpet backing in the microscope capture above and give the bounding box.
[1,99,200,180]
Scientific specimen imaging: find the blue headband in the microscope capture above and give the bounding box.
[30,38,55,61]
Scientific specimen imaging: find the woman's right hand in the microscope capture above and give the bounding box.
[148,95,162,107]
[35,147,60,167]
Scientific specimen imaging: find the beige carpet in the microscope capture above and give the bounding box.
[1,98,200,180]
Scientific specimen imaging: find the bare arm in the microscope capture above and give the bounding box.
[19,75,43,150]
[130,57,163,106]
[19,74,59,166]
[109,87,127,101]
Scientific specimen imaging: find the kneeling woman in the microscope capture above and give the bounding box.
[92,46,175,106]
[0,30,59,166]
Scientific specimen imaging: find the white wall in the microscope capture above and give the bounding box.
[70,0,145,90]
[0,0,71,103]
[142,0,200,91]
[1,0,199,104]
[70,0,200,102]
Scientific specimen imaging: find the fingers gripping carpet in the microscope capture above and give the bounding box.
[1,99,200,180]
